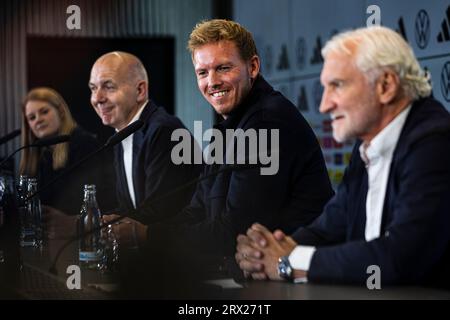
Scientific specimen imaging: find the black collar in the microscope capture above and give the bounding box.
[139,100,158,123]
[214,75,273,131]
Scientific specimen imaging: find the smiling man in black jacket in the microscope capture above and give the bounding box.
[115,19,334,298]
[137,19,333,257]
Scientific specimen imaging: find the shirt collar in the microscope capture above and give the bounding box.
[359,104,412,166]
[214,75,270,131]
[115,101,148,133]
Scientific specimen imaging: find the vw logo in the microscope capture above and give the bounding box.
[415,9,430,49]
[441,61,450,102]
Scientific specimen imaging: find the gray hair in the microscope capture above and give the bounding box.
[322,26,431,100]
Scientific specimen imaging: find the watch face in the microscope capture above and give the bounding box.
[278,256,292,280]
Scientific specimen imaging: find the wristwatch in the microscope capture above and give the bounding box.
[277,256,293,281]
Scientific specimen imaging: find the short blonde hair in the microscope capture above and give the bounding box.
[20,87,77,176]
[322,26,431,100]
[188,19,258,61]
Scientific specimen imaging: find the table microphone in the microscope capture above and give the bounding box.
[104,120,144,147]
[0,134,71,168]
[0,129,21,146]
[28,120,144,202]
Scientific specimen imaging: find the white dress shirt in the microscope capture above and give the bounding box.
[361,106,411,241]
[288,105,412,281]
[120,102,147,209]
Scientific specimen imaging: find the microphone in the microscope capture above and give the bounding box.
[28,120,144,202]
[32,134,71,147]
[0,129,20,146]
[105,120,144,147]
[0,135,70,168]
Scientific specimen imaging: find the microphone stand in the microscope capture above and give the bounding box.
[0,135,70,168]
[27,120,144,202]
[0,129,20,146]
[0,145,40,168]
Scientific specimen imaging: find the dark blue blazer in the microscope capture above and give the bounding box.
[147,76,334,256]
[114,101,202,223]
[292,97,450,287]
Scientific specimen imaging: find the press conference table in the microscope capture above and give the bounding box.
[10,237,450,300]
[217,280,450,300]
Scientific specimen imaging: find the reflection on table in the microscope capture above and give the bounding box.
[6,236,450,300]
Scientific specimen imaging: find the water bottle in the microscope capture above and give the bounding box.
[78,184,102,269]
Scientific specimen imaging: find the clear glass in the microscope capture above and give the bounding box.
[0,176,5,228]
[19,177,42,247]
[99,223,119,274]
[16,175,28,245]
[17,175,28,196]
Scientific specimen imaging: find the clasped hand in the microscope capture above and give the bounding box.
[235,223,298,280]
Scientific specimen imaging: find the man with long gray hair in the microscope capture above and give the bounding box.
[236,26,450,287]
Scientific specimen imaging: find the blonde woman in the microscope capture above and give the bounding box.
[20,87,112,215]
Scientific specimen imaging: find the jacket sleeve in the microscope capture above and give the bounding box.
[307,132,450,285]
